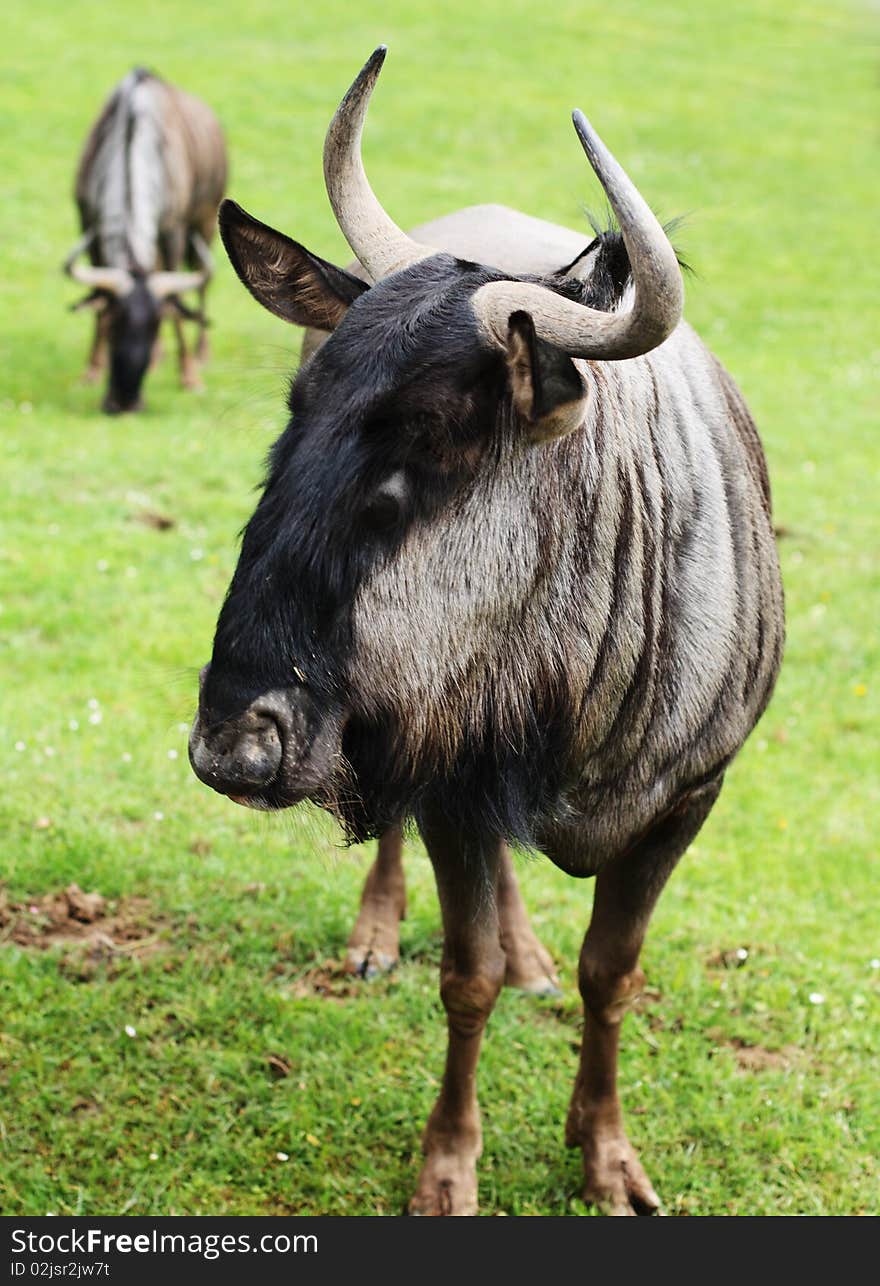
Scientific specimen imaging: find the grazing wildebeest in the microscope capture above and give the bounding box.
[189,49,784,1214]
[64,67,227,413]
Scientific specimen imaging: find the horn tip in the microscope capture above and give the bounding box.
[571,109,593,141]
[337,46,388,117]
[572,110,606,170]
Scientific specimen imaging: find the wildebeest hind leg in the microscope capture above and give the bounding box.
[344,826,406,977]
[408,815,505,1215]
[565,777,723,1215]
[498,845,560,994]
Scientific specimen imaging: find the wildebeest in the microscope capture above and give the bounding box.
[64,67,227,413]
[189,49,784,1214]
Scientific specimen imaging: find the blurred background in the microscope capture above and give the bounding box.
[1,0,877,1215]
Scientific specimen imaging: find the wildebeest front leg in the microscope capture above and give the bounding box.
[149,331,165,370]
[195,284,210,363]
[82,311,109,384]
[566,779,722,1215]
[173,316,202,391]
[344,825,406,977]
[409,818,505,1215]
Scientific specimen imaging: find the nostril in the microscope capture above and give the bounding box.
[189,714,283,794]
[226,720,283,787]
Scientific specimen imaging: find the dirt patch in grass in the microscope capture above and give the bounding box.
[290,961,360,1001]
[0,883,165,978]
[285,959,371,1002]
[726,1037,800,1072]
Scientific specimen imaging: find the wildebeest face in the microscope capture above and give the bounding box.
[102,277,161,413]
[70,273,205,414]
[189,206,541,826]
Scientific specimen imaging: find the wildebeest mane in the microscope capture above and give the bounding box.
[560,218,690,306]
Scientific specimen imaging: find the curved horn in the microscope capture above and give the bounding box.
[147,271,208,300]
[66,264,133,295]
[471,112,683,361]
[324,47,436,281]
[62,229,95,270]
[63,233,133,297]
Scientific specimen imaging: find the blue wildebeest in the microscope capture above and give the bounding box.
[189,49,784,1214]
[64,68,227,413]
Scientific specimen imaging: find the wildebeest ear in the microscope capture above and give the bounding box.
[505,310,588,443]
[219,199,369,330]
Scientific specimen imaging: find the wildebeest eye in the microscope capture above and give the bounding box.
[363,471,407,534]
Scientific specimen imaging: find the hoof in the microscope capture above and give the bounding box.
[504,941,561,996]
[408,1154,478,1216]
[343,945,398,979]
[581,1132,662,1216]
[510,975,562,998]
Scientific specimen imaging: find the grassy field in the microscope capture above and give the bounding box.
[1,0,877,1216]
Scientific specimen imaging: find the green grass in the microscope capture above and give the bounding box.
[1,0,878,1216]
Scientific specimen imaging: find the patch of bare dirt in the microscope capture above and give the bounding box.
[726,1037,799,1072]
[0,884,165,979]
[286,959,366,1002]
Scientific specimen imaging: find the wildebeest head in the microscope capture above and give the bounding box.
[66,254,207,413]
[189,48,683,841]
